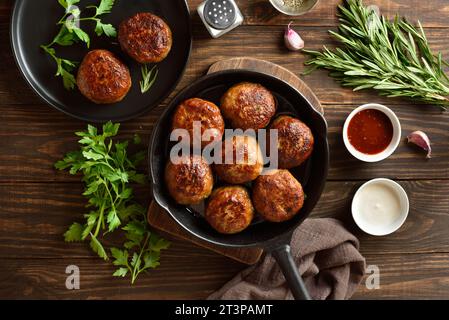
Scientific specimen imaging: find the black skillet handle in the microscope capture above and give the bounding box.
[271,244,311,300]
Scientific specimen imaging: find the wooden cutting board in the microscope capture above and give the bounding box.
[147,57,323,265]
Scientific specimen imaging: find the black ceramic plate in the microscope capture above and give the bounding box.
[149,70,329,247]
[10,0,192,122]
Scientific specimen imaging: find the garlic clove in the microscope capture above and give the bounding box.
[284,22,304,51]
[407,130,432,159]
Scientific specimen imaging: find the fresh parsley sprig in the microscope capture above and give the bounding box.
[140,65,159,94]
[85,0,117,38]
[41,0,117,90]
[56,122,170,283]
[52,0,117,47]
[41,45,78,90]
[111,225,170,283]
[304,0,449,108]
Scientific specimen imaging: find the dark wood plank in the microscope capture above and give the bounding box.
[314,180,449,255]
[326,104,449,180]
[1,252,448,299]
[1,0,449,300]
[3,0,449,28]
[0,254,244,300]
[187,0,449,28]
[0,105,160,182]
[353,253,449,299]
[0,180,448,259]
[0,102,446,182]
[0,182,151,259]
[3,22,449,106]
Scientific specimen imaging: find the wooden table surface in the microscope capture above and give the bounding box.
[1,0,449,300]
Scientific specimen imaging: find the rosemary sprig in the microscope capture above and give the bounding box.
[140,65,158,94]
[303,0,449,108]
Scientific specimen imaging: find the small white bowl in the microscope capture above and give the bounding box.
[343,103,401,162]
[352,178,409,236]
[269,0,319,16]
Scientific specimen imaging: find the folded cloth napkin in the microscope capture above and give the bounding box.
[208,218,365,300]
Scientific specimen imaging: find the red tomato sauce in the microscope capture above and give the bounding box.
[347,109,393,155]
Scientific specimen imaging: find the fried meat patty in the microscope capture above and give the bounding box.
[77,50,131,104]
[252,169,304,222]
[118,12,172,63]
[205,186,254,234]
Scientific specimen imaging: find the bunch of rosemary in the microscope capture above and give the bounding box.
[304,0,449,108]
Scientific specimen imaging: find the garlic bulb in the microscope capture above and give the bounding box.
[284,22,304,51]
[407,130,432,158]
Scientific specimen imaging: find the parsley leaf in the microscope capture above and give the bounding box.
[95,21,117,37]
[53,26,76,46]
[93,0,115,16]
[64,222,83,242]
[107,208,121,232]
[58,0,80,10]
[111,248,129,266]
[133,134,142,145]
[113,267,128,277]
[89,0,117,37]
[150,234,171,252]
[41,45,77,90]
[102,122,120,136]
[143,251,160,269]
[67,23,91,47]
[90,234,108,260]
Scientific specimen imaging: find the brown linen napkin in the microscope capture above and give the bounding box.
[208,218,365,300]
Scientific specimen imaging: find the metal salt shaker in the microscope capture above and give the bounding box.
[197,0,244,38]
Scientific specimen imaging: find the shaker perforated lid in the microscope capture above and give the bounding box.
[203,0,236,30]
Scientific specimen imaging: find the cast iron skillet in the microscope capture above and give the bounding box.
[10,0,191,122]
[149,70,329,300]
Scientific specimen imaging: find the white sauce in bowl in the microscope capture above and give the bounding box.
[352,178,409,236]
